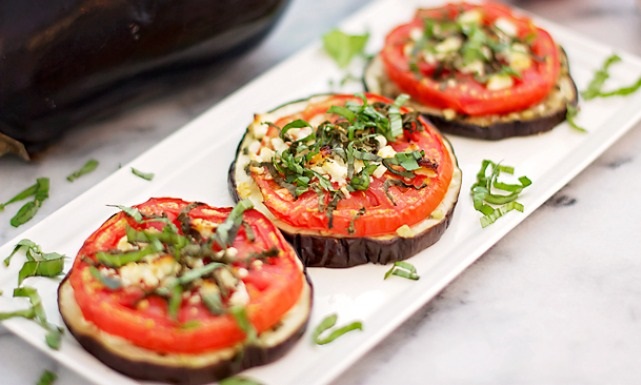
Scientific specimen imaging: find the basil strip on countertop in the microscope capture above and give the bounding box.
[36,370,57,385]
[67,158,99,182]
[2,177,50,227]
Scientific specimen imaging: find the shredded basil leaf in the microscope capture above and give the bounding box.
[471,159,532,228]
[67,159,99,182]
[4,239,38,266]
[0,180,40,211]
[0,307,36,321]
[5,178,49,228]
[388,94,409,139]
[89,266,122,290]
[18,258,64,286]
[12,286,63,350]
[322,29,369,68]
[212,199,253,248]
[312,313,363,345]
[582,54,622,100]
[3,239,66,285]
[96,244,161,268]
[107,204,143,222]
[36,370,57,385]
[45,327,63,350]
[131,167,155,181]
[230,306,257,344]
[384,261,420,281]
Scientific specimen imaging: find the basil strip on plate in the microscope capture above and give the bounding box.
[471,159,532,228]
[131,167,155,181]
[312,313,363,345]
[384,261,420,281]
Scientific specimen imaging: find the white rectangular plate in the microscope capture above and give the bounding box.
[2,0,641,384]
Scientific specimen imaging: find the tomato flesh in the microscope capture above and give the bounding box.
[251,94,454,237]
[381,2,561,116]
[68,198,304,354]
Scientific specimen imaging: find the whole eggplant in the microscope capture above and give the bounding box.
[0,0,290,159]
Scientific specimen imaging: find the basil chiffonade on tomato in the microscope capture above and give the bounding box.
[229,93,462,267]
[364,2,578,140]
[58,198,312,385]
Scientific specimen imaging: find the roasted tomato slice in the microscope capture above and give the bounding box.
[67,197,304,354]
[380,2,561,116]
[247,93,455,237]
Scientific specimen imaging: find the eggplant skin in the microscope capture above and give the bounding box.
[228,95,463,268]
[58,273,313,385]
[0,0,290,158]
[363,49,578,140]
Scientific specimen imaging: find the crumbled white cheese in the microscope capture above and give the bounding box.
[270,137,288,154]
[228,282,250,307]
[119,255,179,287]
[506,49,532,72]
[435,36,462,54]
[247,141,261,157]
[442,109,457,121]
[256,147,275,163]
[321,158,348,186]
[486,74,514,91]
[285,126,313,142]
[460,60,485,76]
[192,218,217,238]
[374,134,387,149]
[216,267,238,290]
[354,159,365,174]
[377,145,397,159]
[410,27,423,41]
[495,17,517,37]
[237,267,249,279]
[251,122,269,139]
[395,224,415,238]
[457,9,483,25]
[373,164,388,179]
[116,236,138,251]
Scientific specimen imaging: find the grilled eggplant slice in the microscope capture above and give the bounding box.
[365,2,579,140]
[229,94,462,268]
[58,198,312,384]
[364,51,578,140]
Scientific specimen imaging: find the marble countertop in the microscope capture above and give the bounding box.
[2,0,641,384]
